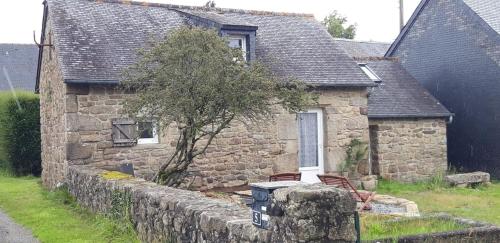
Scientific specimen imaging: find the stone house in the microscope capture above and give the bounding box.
[335,39,452,182]
[37,0,450,190]
[386,0,500,179]
[0,44,38,91]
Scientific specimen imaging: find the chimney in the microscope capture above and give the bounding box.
[399,0,404,30]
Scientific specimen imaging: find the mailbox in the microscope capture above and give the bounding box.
[250,181,307,229]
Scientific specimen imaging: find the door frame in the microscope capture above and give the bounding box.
[298,108,325,176]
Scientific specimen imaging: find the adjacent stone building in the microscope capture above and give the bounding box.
[37,0,450,189]
[336,39,452,182]
[386,0,500,179]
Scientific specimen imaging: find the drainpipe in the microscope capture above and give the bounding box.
[368,148,372,176]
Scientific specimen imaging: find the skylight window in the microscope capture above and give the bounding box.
[359,63,381,82]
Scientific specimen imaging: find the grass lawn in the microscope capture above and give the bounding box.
[376,179,500,225]
[0,171,139,243]
[361,214,467,241]
[360,179,500,240]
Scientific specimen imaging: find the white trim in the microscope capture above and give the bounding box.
[137,121,159,145]
[298,108,324,183]
[228,35,247,61]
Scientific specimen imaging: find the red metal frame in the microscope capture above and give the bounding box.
[317,174,375,210]
[269,172,302,182]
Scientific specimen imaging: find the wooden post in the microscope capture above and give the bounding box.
[400,0,404,30]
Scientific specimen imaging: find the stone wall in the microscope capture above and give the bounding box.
[67,165,357,243]
[369,118,448,182]
[40,14,67,188]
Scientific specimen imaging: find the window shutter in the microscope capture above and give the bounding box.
[112,118,137,147]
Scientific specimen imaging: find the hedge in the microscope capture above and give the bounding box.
[0,91,41,176]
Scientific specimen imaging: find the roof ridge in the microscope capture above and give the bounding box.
[333,38,390,45]
[385,0,430,56]
[90,0,315,17]
[353,56,399,61]
[0,43,37,46]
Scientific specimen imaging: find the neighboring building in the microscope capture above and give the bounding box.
[37,0,449,190]
[386,0,500,178]
[336,39,452,182]
[0,44,38,91]
[334,38,391,58]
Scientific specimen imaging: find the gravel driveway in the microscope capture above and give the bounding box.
[0,210,39,243]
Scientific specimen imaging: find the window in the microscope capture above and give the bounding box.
[137,121,158,144]
[359,63,381,82]
[228,35,248,61]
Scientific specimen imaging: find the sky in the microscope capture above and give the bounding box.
[0,0,421,44]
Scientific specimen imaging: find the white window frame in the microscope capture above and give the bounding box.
[359,63,382,82]
[137,121,159,145]
[298,108,325,175]
[228,35,248,61]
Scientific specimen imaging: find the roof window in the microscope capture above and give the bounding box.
[358,63,381,82]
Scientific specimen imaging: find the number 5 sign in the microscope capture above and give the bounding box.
[252,210,262,226]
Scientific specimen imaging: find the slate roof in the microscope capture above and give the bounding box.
[334,38,390,58]
[334,38,451,118]
[0,44,38,91]
[387,0,500,56]
[464,0,500,34]
[42,0,374,87]
[362,58,451,118]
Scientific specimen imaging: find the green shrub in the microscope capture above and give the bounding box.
[0,91,41,176]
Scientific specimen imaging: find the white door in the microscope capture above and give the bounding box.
[298,109,324,183]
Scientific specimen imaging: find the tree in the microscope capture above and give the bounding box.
[122,27,317,187]
[204,1,215,8]
[322,11,357,39]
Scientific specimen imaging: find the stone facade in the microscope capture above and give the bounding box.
[67,165,357,243]
[40,70,370,189]
[39,14,371,189]
[369,118,448,182]
[39,14,67,188]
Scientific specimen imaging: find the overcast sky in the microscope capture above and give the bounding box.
[0,0,421,44]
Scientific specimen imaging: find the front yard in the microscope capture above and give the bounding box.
[361,179,500,240]
[0,171,139,243]
[376,179,500,225]
[0,168,498,242]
